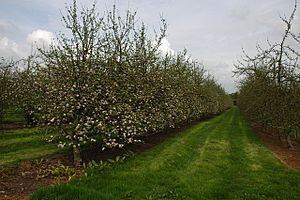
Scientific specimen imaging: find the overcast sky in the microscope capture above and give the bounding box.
[1,0,299,93]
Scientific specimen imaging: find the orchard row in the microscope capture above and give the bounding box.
[0,1,231,165]
[235,1,300,147]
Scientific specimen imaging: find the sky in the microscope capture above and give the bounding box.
[0,0,299,93]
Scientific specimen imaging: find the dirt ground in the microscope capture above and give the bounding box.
[1,117,299,200]
[0,155,74,200]
[253,125,300,171]
[0,117,207,200]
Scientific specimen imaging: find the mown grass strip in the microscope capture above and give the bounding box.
[0,138,54,155]
[0,128,41,139]
[0,128,62,166]
[0,145,62,166]
[31,107,300,200]
[2,108,25,123]
[0,134,42,147]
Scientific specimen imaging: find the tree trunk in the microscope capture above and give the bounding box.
[73,145,82,167]
[286,135,294,149]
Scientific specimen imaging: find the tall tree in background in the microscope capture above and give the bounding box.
[1,0,231,166]
[0,58,16,126]
[235,0,300,147]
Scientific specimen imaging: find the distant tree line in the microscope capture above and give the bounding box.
[0,0,231,165]
[235,0,300,148]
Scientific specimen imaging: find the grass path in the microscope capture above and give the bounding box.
[32,107,300,200]
[0,128,62,166]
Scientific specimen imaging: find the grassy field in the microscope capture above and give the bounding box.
[0,128,63,166]
[31,107,300,200]
[1,107,25,124]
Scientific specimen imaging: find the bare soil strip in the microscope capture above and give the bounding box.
[253,125,300,171]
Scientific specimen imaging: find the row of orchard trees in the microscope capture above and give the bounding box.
[235,1,300,147]
[1,1,231,165]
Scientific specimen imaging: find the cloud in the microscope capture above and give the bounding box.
[157,38,175,55]
[0,29,55,59]
[0,20,17,35]
[202,60,237,93]
[0,37,27,59]
[27,29,55,46]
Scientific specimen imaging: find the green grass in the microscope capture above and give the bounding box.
[31,107,300,199]
[1,107,25,123]
[0,128,63,166]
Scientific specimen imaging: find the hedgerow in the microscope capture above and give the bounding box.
[0,58,15,124]
[3,1,231,165]
[235,1,300,147]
